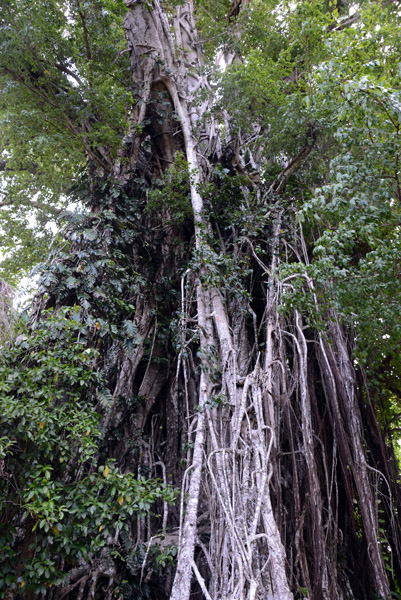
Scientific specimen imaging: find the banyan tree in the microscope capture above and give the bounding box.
[1,0,401,599]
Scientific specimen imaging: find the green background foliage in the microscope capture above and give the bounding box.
[0,307,177,594]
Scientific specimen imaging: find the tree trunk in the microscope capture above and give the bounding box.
[117,3,396,599]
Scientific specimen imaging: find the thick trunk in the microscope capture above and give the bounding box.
[68,1,398,598]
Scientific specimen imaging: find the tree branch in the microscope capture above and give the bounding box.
[268,124,316,195]
[0,160,38,175]
[0,193,62,215]
[328,0,400,32]
[76,0,94,86]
